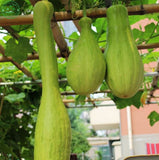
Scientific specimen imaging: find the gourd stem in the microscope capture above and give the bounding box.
[113,0,119,5]
[83,0,87,17]
[140,0,143,5]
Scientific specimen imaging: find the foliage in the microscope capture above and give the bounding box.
[0,0,159,159]
[96,150,103,160]
[0,62,91,159]
[67,0,159,124]
[0,79,91,159]
[0,0,33,16]
[71,129,91,154]
[5,37,33,64]
[0,63,39,159]
[107,91,144,109]
[68,108,92,159]
[68,108,91,137]
[0,85,39,159]
[0,0,21,16]
[148,111,159,126]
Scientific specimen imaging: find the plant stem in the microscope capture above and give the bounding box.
[150,34,159,39]
[146,22,159,44]
[113,0,119,5]
[64,36,77,41]
[140,0,143,5]
[136,21,159,45]
[96,18,106,41]
[83,0,87,17]
[0,93,4,115]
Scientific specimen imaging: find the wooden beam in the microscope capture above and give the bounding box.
[0,4,159,26]
[0,52,62,62]
[29,0,39,6]
[51,22,70,58]
[0,45,36,80]
[63,97,111,103]
[0,42,158,62]
[137,43,159,49]
[147,61,159,103]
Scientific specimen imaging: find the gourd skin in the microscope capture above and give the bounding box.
[104,5,144,98]
[66,17,106,95]
[33,1,71,160]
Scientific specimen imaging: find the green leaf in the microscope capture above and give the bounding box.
[48,0,64,11]
[108,91,143,109]
[129,15,146,25]
[3,35,12,42]
[147,0,158,4]
[11,24,33,33]
[0,142,18,158]
[129,13,159,26]
[0,0,21,16]
[129,0,156,5]
[70,0,82,14]
[142,51,159,64]
[100,81,109,91]
[69,31,79,47]
[59,81,68,90]
[98,32,106,48]
[71,129,91,154]
[148,35,159,44]
[21,146,34,159]
[5,92,25,103]
[0,39,6,48]
[148,111,159,126]
[19,27,34,37]
[144,22,156,40]
[132,28,144,43]
[75,95,86,105]
[93,18,107,34]
[5,37,33,64]
[58,58,67,78]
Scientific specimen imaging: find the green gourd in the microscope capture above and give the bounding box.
[104,5,144,98]
[33,1,71,160]
[66,17,106,95]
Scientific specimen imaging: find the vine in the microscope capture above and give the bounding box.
[0,0,159,159]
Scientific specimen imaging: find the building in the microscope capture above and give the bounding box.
[89,97,159,160]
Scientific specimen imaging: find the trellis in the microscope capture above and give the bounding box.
[0,0,159,108]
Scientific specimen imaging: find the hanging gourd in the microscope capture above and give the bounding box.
[66,7,106,95]
[104,4,144,98]
[33,1,71,160]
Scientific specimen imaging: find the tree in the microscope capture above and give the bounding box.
[68,108,91,157]
[0,63,91,159]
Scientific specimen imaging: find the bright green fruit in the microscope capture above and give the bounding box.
[104,5,144,98]
[66,17,106,95]
[33,1,71,160]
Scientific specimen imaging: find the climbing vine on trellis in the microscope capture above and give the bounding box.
[0,0,159,159]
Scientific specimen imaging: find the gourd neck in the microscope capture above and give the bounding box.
[34,1,59,95]
[107,5,130,33]
[38,22,59,94]
[79,17,92,32]
[39,45,59,95]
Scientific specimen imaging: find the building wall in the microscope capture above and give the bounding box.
[121,133,159,159]
[120,104,159,136]
[113,141,122,160]
[120,103,159,158]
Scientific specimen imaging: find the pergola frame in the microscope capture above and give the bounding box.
[0,0,159,107]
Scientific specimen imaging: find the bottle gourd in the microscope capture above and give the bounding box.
[66,17,106,95]
[104,5,144,98]
[33,1,71,160]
